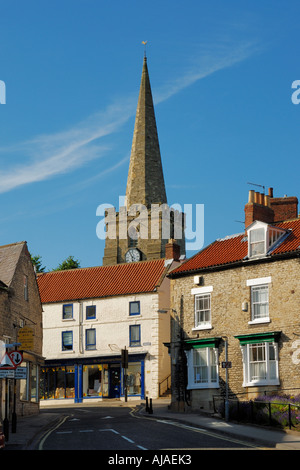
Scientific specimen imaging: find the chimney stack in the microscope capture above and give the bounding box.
[269,192,298,222]
[244,188,274,229]
[165,239,181,261]
[245,187,299,229]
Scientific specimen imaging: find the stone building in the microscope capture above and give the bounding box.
[168,188,300,412]
[102,56,185,266]
[0,241,43,420]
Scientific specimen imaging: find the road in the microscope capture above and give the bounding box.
[33,404,259,452]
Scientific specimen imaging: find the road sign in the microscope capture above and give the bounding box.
[0,370,15,378]
[0,368,27,379]
[9,351,23,366]
[14,367,27,379]
[222,361,232,368]
[0,352,16,369]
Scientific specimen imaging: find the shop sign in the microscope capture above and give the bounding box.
[18,326,34,350]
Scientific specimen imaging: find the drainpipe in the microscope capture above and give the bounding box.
[79,301,83,354]
[223,336,229,422]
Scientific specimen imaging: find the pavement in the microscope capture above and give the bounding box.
[2,397,300,451]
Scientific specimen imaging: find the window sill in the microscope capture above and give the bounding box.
[248,318,270,325]
[243,380,279,387]
[187,383,219,390]
[192,325,212,331]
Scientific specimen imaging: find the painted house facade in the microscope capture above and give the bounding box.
[38,258,179,403]
[168,188,300,412]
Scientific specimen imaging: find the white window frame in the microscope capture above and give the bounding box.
[191,286,213,330]
[186,347,219,389]
[249,227,265,257]
[241,341,279,387]
[247,277,271,324]
[247,221,286,259]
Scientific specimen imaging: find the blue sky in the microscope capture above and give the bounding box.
[0,1,299,270]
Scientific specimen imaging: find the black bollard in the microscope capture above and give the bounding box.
[149,398,153,414]
[146,396,149,412]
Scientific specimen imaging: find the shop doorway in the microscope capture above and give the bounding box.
[109,365,120,398]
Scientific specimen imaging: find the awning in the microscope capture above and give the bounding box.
[234,331,281,345]
[184,337,222,350]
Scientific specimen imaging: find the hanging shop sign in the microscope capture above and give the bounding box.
[18,326,34,351]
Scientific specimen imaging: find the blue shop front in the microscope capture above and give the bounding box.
[40,354,145,402]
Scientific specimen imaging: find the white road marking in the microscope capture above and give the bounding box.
[121,435,135,443]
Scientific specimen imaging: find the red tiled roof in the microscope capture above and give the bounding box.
[170,218,300,276]
[37,259,167,303]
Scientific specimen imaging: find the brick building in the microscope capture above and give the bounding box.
[168,188,300,412]
[0,241,43,420]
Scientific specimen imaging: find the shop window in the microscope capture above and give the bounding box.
[83,364,102,397]
[20,362,29,401]
[30,364,38,403]
[125,363,141,396]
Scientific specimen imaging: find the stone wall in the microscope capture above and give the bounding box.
[170,257,300,410]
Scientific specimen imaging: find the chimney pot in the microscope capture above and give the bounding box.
[248,190,255,203]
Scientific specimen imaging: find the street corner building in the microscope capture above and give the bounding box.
[168,188,300,412]
[0,241,43,418]
[37,259,180,403]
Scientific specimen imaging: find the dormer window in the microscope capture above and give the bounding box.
[249,228,265,257]
[247,221,286,259]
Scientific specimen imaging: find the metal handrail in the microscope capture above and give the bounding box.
[159,374,171,396]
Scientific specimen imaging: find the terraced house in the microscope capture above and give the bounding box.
[37,258,178,403]
[168,188,300,412]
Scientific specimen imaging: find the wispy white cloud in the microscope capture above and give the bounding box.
[0,39,260,194]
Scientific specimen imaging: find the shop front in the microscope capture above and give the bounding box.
[40,354,145,403]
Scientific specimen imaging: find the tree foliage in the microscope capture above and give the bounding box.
[30,254,46,273]
[53,255,81,271]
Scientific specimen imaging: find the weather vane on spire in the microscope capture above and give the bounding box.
[142,41,148,58]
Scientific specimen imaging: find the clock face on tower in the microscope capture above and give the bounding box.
[125,248,141,263]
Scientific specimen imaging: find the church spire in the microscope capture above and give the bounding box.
[125,57,167,209]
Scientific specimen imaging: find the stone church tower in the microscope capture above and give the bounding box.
[102,56,185,265]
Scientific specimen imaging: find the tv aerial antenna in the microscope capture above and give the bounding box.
[247,182,265,194]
